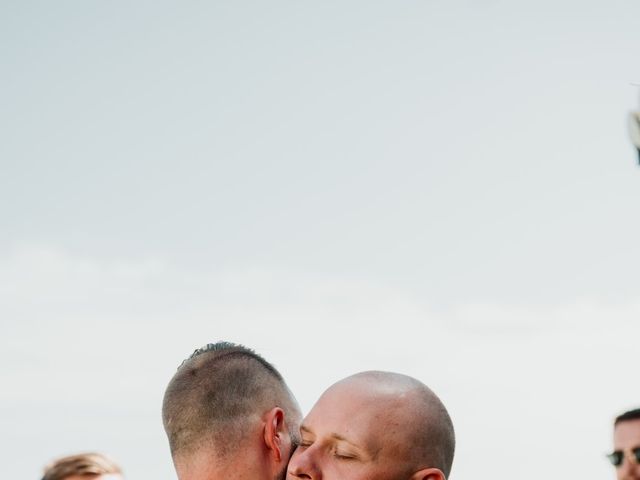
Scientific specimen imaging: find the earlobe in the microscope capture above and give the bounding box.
[409,467,446,480]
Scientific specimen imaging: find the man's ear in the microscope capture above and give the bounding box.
[263,407,287,462]
[409,467,446,480]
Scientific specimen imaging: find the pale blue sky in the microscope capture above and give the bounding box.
[1,1,640,479]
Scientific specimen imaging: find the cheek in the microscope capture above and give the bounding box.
[325,461,374,480]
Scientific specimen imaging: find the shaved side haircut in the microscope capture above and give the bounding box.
[162,342,300,460]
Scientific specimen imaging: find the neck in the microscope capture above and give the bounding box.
[175,447,271,480]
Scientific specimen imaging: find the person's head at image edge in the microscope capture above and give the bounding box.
[162,341,302,480]
[610,408,640,480]
[42,452,123,480]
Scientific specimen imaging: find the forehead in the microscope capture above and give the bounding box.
[304,382,408,451]
[614,419,640,448]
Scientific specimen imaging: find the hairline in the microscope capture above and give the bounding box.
[615,408,640,426]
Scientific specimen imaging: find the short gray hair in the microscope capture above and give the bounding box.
[162,341,300,459]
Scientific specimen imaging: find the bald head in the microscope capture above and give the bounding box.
[287,371,455,480]
[341,371,455,476]
[162,342,301,463]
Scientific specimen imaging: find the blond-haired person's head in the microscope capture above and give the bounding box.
[42,452,123,480]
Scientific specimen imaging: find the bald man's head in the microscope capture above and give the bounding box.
[162,342,301,464]
[344,372,455,477]
[287,371,455,480]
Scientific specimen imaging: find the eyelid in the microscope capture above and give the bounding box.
[333,447,358,459]
[335,453,356,459]
[299,438,314,448]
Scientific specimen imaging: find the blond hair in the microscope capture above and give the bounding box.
[42,452,122,480]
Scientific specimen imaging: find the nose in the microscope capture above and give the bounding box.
[287,446,321,480]
[619,454,640,480]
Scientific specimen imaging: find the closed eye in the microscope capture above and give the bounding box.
[333,449,358,460]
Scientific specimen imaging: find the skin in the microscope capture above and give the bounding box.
[287,373,445,480]
[174,407,296,480]
[613,419,640,480]
[64,476,122,480]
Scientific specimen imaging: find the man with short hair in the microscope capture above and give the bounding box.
[41,452,123,480]
[287,371,455,480]
[608,408,640,480]
[162,341,302,480]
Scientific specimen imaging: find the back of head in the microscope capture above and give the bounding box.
[162,342,300,464]
[345,371,456,478]
[42,452,122,480]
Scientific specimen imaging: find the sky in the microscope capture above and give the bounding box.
[1,1,640,479]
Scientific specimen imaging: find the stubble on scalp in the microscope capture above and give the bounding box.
[162,342,300,462]
[340,371,456,478]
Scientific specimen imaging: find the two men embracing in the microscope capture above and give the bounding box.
[162,342,455,480]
